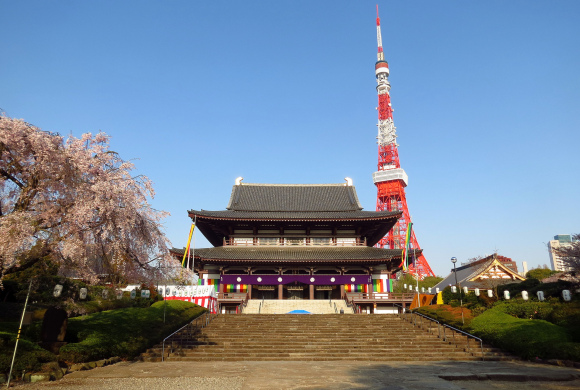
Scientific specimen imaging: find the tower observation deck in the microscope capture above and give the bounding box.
[373,6,434,278]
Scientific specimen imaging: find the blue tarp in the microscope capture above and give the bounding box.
[287,310,311,314]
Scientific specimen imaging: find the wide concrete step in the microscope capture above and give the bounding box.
[167,339,456,346]
[141,313,517,363]
[166,355,485,362]
[170,349,477,356]
[198,331,435,336]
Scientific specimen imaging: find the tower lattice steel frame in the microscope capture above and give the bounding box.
[372,7,435,278]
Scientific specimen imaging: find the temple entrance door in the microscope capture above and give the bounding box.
[315,289,332,300]
[256,286,276,299]
[287,284,305,300]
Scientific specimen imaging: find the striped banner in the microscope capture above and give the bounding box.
[344,284,370,293]
[197,278,220,288]
[372,278,393,293]
[402,222,412,270]
[223,284,248,293]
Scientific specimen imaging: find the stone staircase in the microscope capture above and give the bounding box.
[141,314,513,362]
[243,299,354,314]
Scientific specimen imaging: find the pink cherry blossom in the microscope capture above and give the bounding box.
[0,116,178,284]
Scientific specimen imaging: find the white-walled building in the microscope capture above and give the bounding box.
[548,234,574,272]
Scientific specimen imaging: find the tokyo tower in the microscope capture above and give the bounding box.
[372,7,435,277]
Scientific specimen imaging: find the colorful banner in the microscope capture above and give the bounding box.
[198,278,220,293]
[223,284,248,293]
[197,278,219,286]
[344,284,370,293]
[372,278,393,293]
[402,222,413,270]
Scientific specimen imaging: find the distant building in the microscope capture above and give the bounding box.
[433,253,525,292]
[549,234,575,272]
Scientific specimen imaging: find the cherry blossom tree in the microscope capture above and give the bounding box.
[552,233,580,272]
[0,116,178,284]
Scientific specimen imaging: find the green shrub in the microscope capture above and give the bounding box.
[0,348,56,376]
[507,280,576,301]
[470,306,487,317]
[501,278,541,298]
[441,285,497,311]
[525,268,558,280]
[469,306,577,360]
[543,342,580,361]
[0,332,57,375]
[493,301,554,320]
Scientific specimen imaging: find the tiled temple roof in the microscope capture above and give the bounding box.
[226,183,363,212]
[189,209,399,221]
[187,182,401,247]
[172,246,405,262]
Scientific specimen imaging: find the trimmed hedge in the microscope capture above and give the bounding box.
[59,300,206,363]
[0,330,57,374]
[500,279,575,300]
[468,307,580,361]
[492,300,580,342]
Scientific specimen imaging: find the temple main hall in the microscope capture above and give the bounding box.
[174,179,414,306]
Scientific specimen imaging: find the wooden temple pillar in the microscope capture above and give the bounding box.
[278,284,283,300]
[340,285,345,299]
[309,284,314,300]
[247,267,252,299]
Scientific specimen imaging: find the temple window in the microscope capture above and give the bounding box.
[284,238,306,246]
[233,237,253,245]
[259,237,279,246]
[336,237,357,246]
[311,237,332,246]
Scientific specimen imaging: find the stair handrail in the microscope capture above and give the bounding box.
[345,295,361,313]
[440,323,484,359]
[236,292,250,314]
[396,305,484,360]
[161,311,217,362]
[405,308,442,339]
[333,302,338,313]
[344,296,356,313]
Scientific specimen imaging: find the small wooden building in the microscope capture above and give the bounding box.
[434,253,525,292]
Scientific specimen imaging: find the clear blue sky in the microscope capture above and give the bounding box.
[2,1,579,276]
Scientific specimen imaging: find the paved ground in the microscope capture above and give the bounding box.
[21,360,580,390]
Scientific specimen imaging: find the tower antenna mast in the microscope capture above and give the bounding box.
[372,5,435,278]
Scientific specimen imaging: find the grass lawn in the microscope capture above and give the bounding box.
[415,302,580,361]
[60,300,206,363]
[0,300,206,376]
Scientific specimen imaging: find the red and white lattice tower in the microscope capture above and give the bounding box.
[372,6,434,277]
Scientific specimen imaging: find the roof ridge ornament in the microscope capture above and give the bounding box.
[344,177,353,186]
[235,177,243,185]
